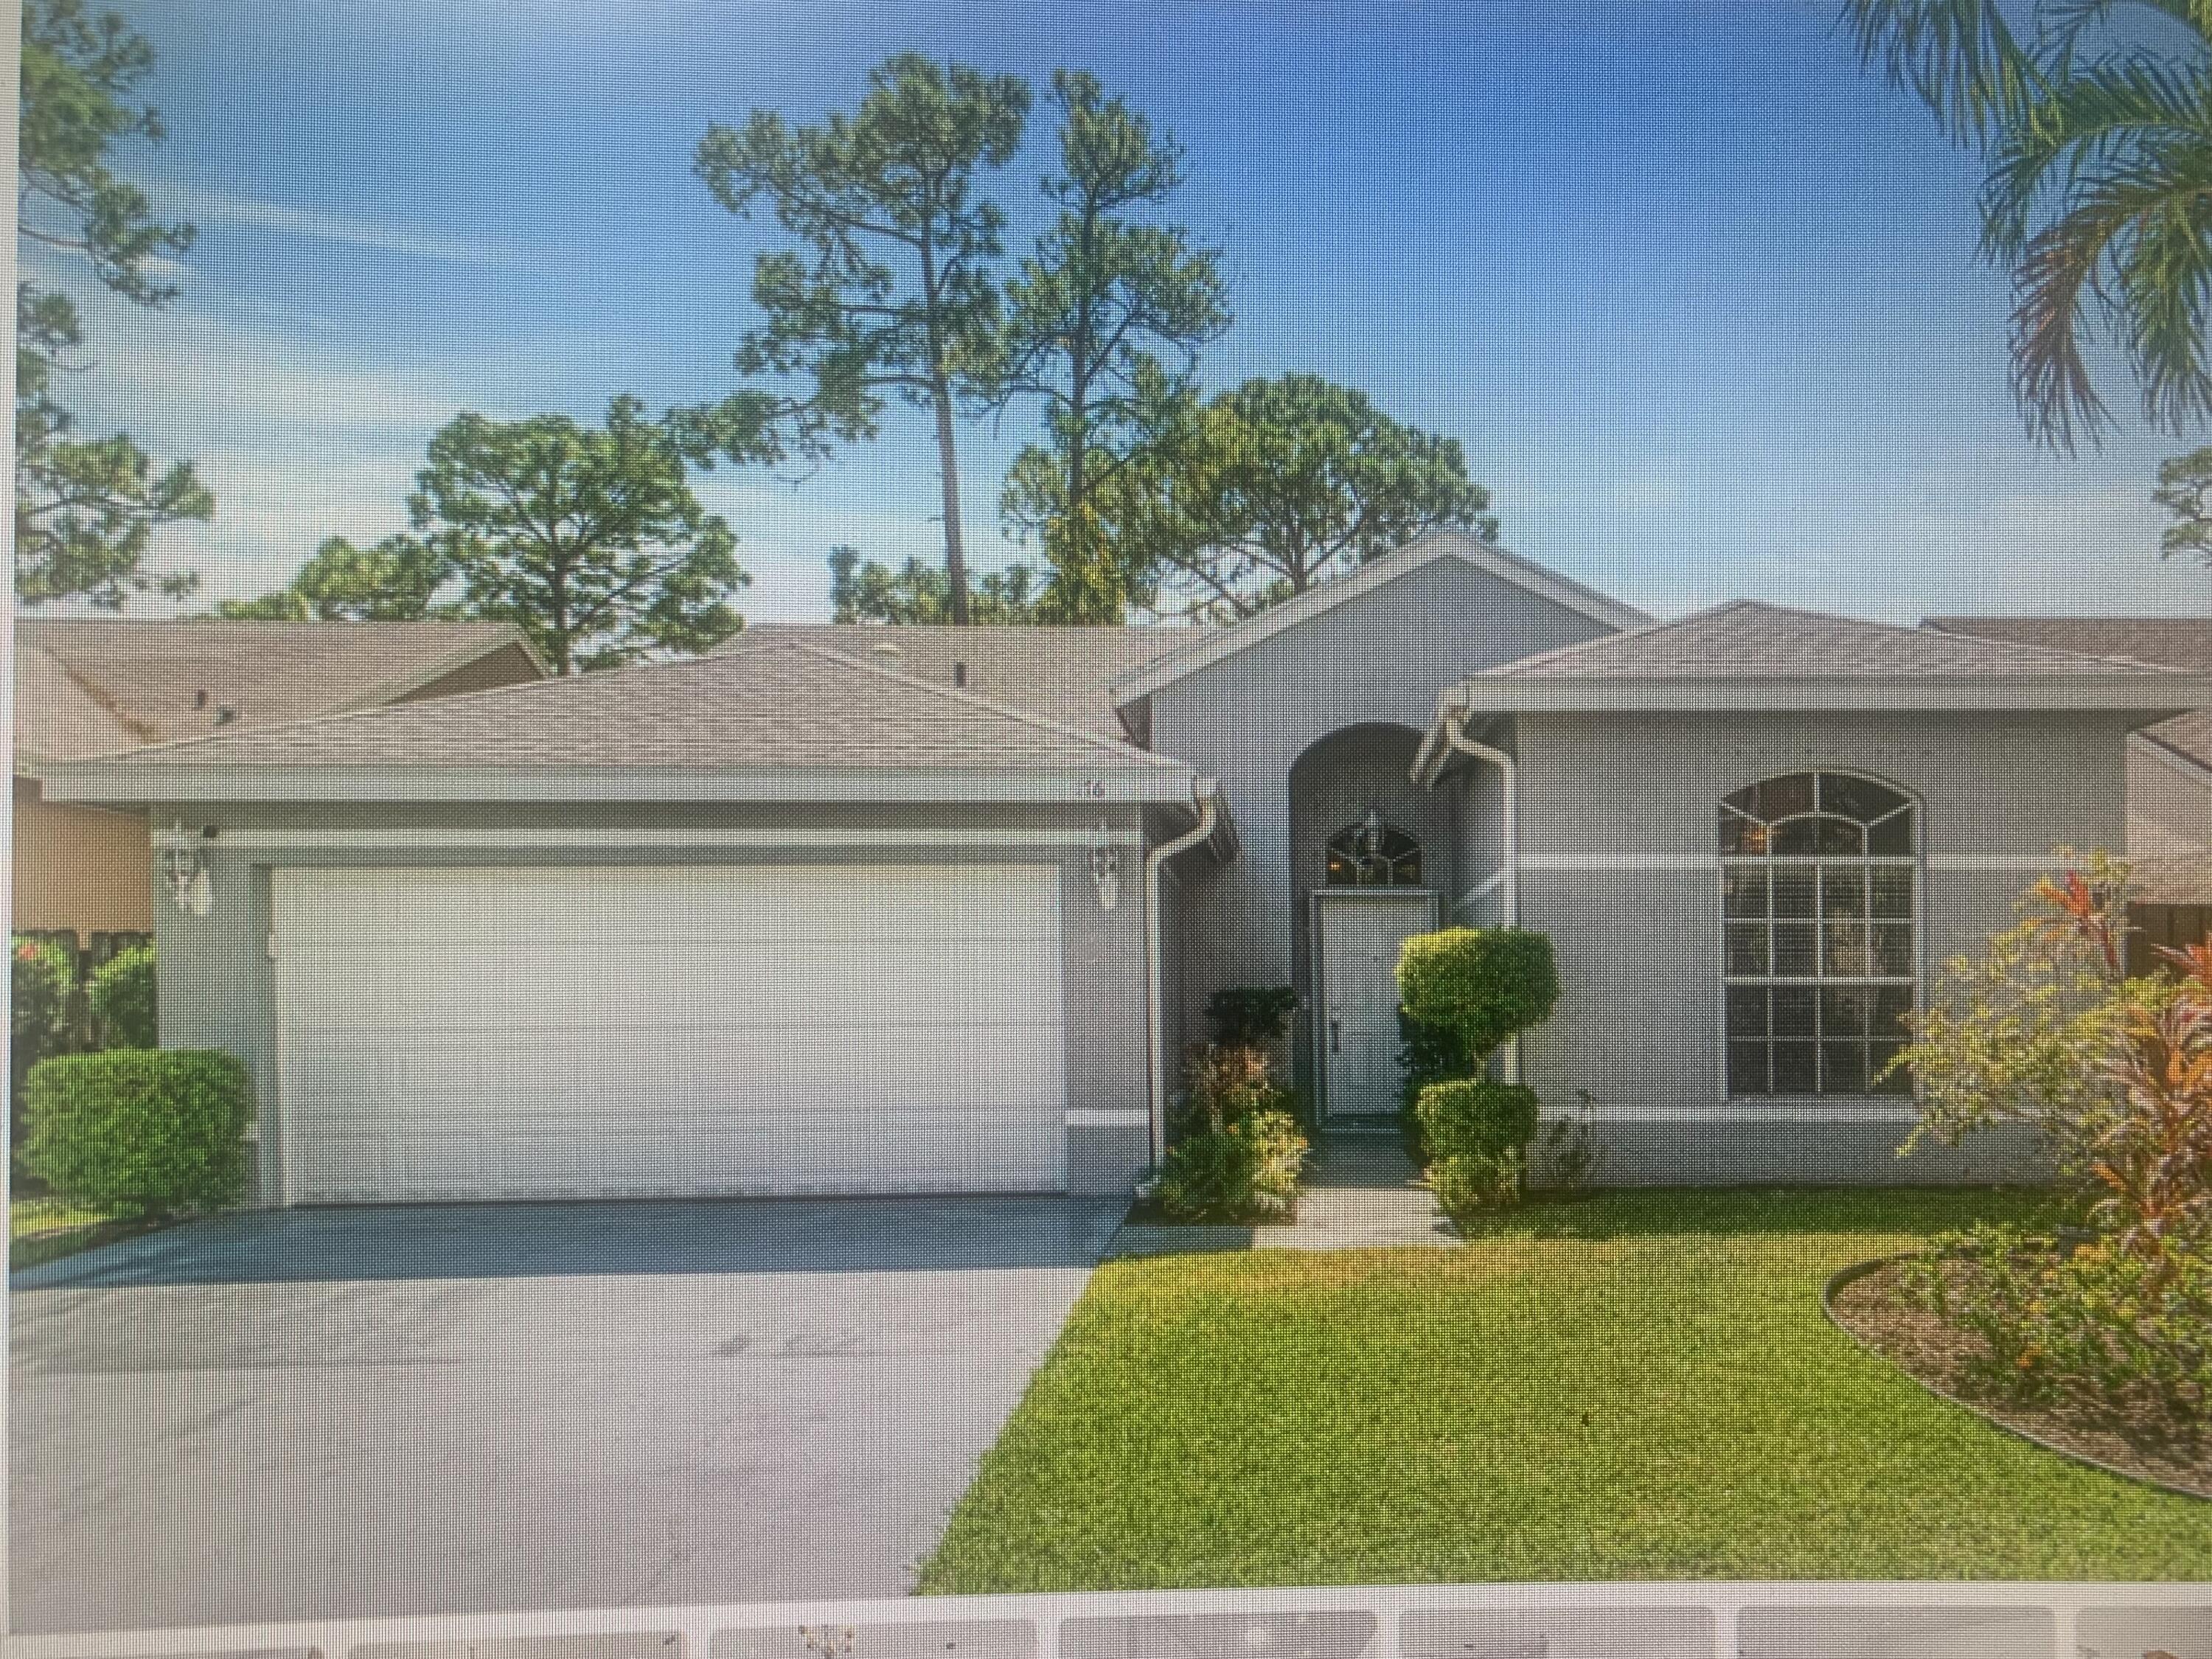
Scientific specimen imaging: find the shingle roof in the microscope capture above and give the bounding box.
[15,618,540,765]
[1928,616,2212,770]
[48,637,1192,798]
[727,622,1202,737]
[1436,600,2211,716]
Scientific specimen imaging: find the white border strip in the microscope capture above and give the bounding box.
[1519,853,2067,873]
[13,1581,2205,1659]
[206,825,1145,854]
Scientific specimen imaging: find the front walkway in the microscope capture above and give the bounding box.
[1108,1133,1457,1258]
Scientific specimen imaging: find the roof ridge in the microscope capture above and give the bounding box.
[1921,616,2211,676]
[27,641,164,745]
[783,639,1183,768]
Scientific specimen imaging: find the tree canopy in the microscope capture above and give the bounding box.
[215,535,453,622]
[827,544,1039,624]
[16,0,211,606]
[407,397,747,673]
[1844,0,2212,451]
[1124,374,1497,619]
[695,54,1030,623]
[992,70,1229,622]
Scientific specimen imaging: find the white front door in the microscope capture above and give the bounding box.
[1315,890,1436,1121]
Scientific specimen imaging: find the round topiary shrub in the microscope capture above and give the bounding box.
[23,1048,251,1220]
[1396,927,1559,1061]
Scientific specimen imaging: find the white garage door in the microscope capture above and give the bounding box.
[272,863,1068,1202]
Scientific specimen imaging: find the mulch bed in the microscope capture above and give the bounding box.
[1830,1257,2212,1500]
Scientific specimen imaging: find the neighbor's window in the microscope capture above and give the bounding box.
[1325,819,1423,886]
[1719,771,1918,1097]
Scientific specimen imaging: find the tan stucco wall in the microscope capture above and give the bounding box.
[12,780,151,936]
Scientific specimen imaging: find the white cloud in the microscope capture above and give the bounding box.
[172,185,526,268]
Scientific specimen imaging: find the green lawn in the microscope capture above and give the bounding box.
[919,1186,2212,1590]
[10,1194,141,1270]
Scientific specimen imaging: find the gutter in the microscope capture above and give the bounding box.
[1414,691,1524,1085]
[1142,780,1223,1168]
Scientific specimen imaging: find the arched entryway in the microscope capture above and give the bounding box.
[1287,723,1455,1121]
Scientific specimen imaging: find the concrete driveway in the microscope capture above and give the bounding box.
[10,1196,1123,1633]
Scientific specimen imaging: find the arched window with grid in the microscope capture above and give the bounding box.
[1719,771,1919,1098]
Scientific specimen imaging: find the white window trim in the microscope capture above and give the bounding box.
[1717,773,1925,1104]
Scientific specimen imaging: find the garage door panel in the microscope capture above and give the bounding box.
[273,864,1069,1200]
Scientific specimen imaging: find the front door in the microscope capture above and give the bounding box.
[1314,890,1436,1121]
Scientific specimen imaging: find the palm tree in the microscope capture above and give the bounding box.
[1845,0,2212,450]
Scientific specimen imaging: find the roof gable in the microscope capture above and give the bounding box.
[1435,600,2212,713]
[15,618,546,763]
[1107,530,1648,706]
[44,636,1202,807]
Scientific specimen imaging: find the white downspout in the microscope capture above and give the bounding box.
[1427,695,1523,1084]
[1144,782,1220,1168]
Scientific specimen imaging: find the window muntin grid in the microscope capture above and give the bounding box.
[1719,772,1918,1098]
[1324,821,1423,887]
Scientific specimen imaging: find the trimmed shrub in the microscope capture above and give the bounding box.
[88,944,157,1049]
[1156,1109,1307,1222]
[12,936,77,1074]
[23,1049,251,1220]
[1205,985,1298,1048]
[1416,1077,1542,1217]
[1397,1008,1469,1160]
[1396,928,1559,1062]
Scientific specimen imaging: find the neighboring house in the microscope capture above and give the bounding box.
[1927,617,2212,967]
[13,619,546,973]
[43,533,2212,1202]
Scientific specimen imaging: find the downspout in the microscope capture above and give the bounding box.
[1422,692,1523,1083]
[1144,781,1220,1168]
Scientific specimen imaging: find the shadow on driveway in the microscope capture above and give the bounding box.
[12,1194,1132,1289]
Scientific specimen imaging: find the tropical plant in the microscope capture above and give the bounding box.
[695,53,1031,624]
[17,0,212,605]
[1844,0,2212,450]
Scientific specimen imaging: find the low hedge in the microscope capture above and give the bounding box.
[22,1048,251,1220]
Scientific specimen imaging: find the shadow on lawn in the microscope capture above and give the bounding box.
[1455,1184,2076,1243]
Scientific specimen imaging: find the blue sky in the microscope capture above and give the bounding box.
[46,0,2212,622]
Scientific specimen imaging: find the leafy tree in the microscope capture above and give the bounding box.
[827,543,1039,625]
[695,54,1030,625]
[409,397,746,673]
[992,71,1229,622]
[17,0,211,605]
[1844,0,2212,450]
[1127,374,1498,618]
[215,534,453,621]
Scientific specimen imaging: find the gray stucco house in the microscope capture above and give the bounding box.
[44,532,2212,1203]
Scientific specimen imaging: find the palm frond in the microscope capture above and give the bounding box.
[1978,50,2208,260]
[1840,0,2048,144]
[2009,146,2212,447]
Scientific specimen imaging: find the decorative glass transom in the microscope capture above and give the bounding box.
[1325,818,1423,887]
[1719,772,1919,1098]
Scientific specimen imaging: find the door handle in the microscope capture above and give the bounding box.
[1329,1018,1341,1055]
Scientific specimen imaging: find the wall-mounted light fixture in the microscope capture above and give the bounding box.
[1088,820,1122,912]
[156,820,216,917]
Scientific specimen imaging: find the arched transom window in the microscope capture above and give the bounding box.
[1325,814,1423,887]
[1719,771,1918,1097]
